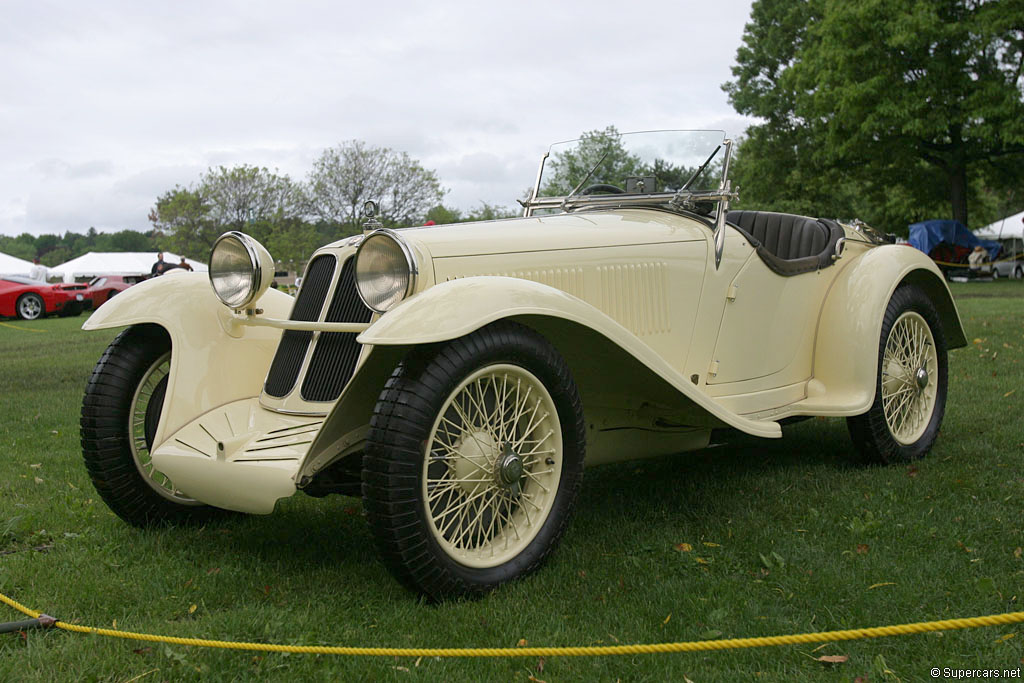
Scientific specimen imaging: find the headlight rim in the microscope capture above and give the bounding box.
[354,228,418,313]
[208,231,267,310]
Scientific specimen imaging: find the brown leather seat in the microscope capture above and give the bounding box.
[726,210,844,276]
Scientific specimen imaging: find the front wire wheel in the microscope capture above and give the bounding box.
[363,321,585,600]
[81,324,214,526]
[423,364,562,569]
[847,284,948,463]
[128,351,198,504]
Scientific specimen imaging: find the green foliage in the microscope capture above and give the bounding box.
[425,202,519,225]
[725,0,1024,231]
[148,166,303,259]
[541,126,648,196]
[0,229,163,265]
[148,186,217,258]
[305,141,446,231]
[201,165,303,230]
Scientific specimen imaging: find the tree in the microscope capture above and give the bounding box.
[148,167,302,258]
[201,165,302,230]
[305,141,445,231]
[540,126,647,196]
[465,201,519,221]
[148,186,217,257]
[724,0,1024,229]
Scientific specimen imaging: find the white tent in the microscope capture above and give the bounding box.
[51,252,207,278]
[975,210,1024,239]
[0,251,34,276]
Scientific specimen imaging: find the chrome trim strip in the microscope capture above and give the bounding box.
[524,152,549,218]
[237,315,371,333]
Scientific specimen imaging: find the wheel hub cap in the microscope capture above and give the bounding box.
[915,367,929,390]
[497,447,524,488]
[452,430,497,494]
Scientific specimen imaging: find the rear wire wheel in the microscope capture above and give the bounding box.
[847,284,948,463]
[362,321,585,600]
[81,324,216,526]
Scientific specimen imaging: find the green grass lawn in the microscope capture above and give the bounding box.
[1,280,1022,681]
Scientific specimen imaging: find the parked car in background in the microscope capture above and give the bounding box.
[86,275,146,307]
[991,237,1023,279]
[0,276,91,320]
[80,129,966,601]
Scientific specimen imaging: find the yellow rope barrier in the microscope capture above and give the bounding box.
[2,591,1022,657]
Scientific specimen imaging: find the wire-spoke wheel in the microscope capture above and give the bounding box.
[848,284,948,463]
[16,293,43,320]
[880,312,938,445]
[128,351,199,504]
[423,364,562,569]
[81,324,217,526]
[363,321,585,600]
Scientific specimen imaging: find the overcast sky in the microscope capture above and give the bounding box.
[0,0,756,237]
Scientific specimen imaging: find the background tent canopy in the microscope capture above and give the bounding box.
[975,210,1024,239]
[51,252,207,278]
[0,251,35,276]
[908,220,1002,263]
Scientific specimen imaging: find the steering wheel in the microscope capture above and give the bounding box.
[579,183,625,195]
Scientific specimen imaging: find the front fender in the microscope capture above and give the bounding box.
[359,277,780,434]
[82,271,294,446]
[793,245,966,416]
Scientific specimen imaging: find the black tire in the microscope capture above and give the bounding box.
[59,302,83,317]
[846,284,948,463]
[80,324,217,526]
[362,321,585,600]
[16,293,44,320]
[1015,265,1023,280]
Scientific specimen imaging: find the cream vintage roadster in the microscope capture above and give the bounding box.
[80,130,966,600]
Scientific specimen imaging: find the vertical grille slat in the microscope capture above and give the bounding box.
[300,258,373,402]
[263,254,337,398]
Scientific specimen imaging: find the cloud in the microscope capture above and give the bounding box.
[0,0,756,236]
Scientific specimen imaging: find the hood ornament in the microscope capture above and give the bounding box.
[362,200,383,234]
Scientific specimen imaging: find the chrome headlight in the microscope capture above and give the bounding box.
[208,232,274,309]
[355,229,417,313]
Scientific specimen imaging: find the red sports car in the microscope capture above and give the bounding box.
[85,275,144,308]
[0,276,93,320]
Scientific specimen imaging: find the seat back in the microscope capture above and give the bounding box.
[726,210,844,276]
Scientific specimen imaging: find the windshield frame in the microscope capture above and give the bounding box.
[521,129,735,218]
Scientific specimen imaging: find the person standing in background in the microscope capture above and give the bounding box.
[177,256,194,272]
[151,252,168,276]
[28,257,48,281]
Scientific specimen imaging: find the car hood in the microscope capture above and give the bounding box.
[396,209,708,259]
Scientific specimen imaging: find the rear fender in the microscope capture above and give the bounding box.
[82,271,294,446]
[794,245,966,416]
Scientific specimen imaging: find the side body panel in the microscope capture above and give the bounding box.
[355,275,783,439]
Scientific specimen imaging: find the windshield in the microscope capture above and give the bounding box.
[536,129,727,198]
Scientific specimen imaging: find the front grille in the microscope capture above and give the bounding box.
[300,258,373,402]
[263,254,337,397]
